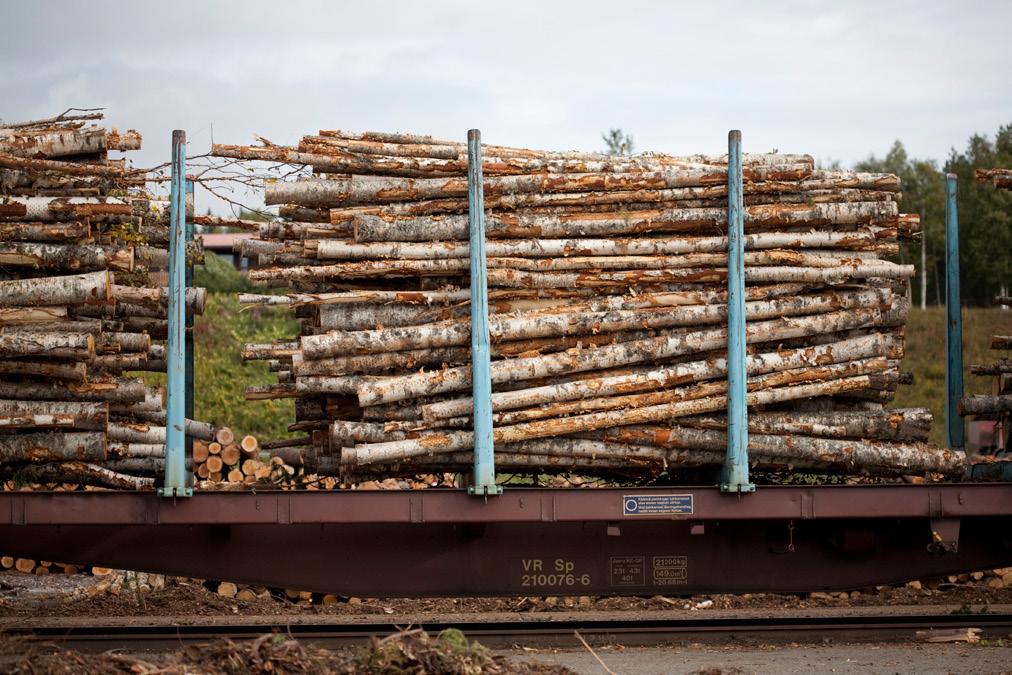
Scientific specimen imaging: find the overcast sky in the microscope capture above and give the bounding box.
[2,1,1010,211]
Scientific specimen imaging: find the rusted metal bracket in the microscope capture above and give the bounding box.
[929,517,961,553]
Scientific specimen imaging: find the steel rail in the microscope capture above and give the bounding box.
[10,613,1012,651]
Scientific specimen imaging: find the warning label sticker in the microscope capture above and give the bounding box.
[622,494,693,516]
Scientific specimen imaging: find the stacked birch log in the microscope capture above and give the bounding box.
[217,129,966,482]
[961,170,1012,455]
[0,111,210,489]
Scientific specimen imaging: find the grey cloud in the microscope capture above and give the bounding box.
[2,0,1010,214]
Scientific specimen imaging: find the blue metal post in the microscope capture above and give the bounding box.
[158,130,192,497]
[184,179,195,462]
[466,129,501,497]
[720,130,755,494]
[944,173,965,451]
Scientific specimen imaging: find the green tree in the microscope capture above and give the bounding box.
[855,141,945,306]
[944,125,1012,305]
[602,129,634,156]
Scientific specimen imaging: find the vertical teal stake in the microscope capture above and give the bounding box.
[158,130,192,497]
[466,129,501,497]
[184,179,195,463]
[720,130,755,494]
[944,173,965,451]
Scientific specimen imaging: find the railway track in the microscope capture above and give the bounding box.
[10,613,1012,651]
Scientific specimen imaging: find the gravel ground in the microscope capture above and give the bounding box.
[502,643,1012,674]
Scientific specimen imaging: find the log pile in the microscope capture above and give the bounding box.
[962,170,1011,458]
[976,168,1012,190]
[216,129,965,481]
[0,111,210,489]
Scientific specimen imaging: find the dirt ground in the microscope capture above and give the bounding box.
[3,571,1012,674]
[0,630,572,674]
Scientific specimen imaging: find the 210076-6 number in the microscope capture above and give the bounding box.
[520,573,591,587]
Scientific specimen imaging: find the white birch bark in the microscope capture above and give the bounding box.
[422,333,900,420]
[345,374,885,465]
[311,228,899,260]
[303,288,896,358]
[350,202,898,242]
[0,431,105,463]
[0,271,110,306]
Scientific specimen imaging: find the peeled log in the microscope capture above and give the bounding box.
[0,270,110,306]
[0,431,105,463]
[0,306,68,324]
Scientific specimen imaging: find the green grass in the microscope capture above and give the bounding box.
[191,293,299,439]
[136,253,299,441]
[892,307,1009,446]
[191,253,300,438]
